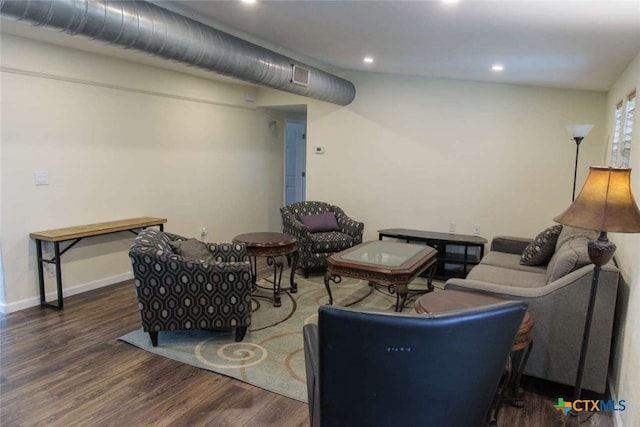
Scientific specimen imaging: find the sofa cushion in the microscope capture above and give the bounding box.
[309,231,355,252]
[300,212,340,232]
[466,264,547,288]
[520,225,562,266]
[170,238,211,259]
[555,226,598,252]
[480,251,548,274]
[546,237,592,283]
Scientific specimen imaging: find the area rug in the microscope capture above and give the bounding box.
[119,272,442,403]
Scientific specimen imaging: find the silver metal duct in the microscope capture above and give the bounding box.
[0,0,356,105]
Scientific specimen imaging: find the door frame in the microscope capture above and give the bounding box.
[283,118,307,206]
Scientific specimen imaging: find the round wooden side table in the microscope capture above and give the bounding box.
[414,290,534,420]
[232,232,298,307]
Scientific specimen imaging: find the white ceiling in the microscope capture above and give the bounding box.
[156,0,640,91]
[2,0,640,92]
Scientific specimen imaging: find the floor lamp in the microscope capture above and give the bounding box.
[566,124,594,201]
[554,167,640,410]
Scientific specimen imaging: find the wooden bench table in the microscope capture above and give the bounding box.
[30,217,166,309]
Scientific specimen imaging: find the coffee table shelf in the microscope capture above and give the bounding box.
[378,228,487,280]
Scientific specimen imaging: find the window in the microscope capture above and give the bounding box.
[610,90,636,167]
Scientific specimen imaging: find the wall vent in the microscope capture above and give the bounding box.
[291,65,310,87]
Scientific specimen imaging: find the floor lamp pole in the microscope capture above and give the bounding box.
[571,232,616,415]
[571,264,600,403]
[572,137,583,202]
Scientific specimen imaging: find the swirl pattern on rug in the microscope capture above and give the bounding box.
[119,271,440,402]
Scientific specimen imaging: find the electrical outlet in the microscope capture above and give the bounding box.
[200,227,208,240]
[473,224,481,235]
[34,171,49,186]
[449,222,456,233]
[45,264,56,277]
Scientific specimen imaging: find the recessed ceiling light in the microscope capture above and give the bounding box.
[363,57,374,64]
[241,0,256,4]
[492,64,504,72]
[442,0,460,4]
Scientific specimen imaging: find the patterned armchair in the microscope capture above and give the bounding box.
[128,229,252,346]
[281,201,364,277]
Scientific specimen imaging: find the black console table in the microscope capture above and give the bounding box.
[378,228,487,280]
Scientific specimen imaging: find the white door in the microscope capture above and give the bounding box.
[285,121,307,205]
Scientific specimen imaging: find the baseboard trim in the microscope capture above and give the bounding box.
[0,272,133,314]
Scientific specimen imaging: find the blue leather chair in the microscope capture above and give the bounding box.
[303,302,527,427]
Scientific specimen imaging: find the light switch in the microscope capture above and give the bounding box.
[34,171,49,186]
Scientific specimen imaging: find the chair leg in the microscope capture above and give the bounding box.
[149,331,158,347]
[235,326,248,342]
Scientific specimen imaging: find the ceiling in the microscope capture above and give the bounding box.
[2,0,640,92]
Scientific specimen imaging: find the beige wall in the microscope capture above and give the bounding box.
[261,70,640,417]
[0,35,285,311]
[262,72,608,243]
[607,51,640,427]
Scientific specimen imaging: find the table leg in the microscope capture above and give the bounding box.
[426,262,437,292]
[248,256,258,288]
[489,340,533,425]
[324,272,341,305]
[267,255,284,307]
[510,342,533,407]
[54,242,64,309]
[36,239,46,306]
[394,283,408,312]
[489,357,513,425]
[289,251,298,293]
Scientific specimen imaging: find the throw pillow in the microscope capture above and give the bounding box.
[555,225,598,252]
[546,237,592,283]
[299,212,340,232]
[169,238,211,259]
[520,225,563,266]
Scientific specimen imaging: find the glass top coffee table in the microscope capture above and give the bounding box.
[325,240,438,311]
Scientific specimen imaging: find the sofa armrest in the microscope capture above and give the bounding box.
[281,209,312,242]
[490,236,532,254]
[445,262,614,299]
[333,206,364,241]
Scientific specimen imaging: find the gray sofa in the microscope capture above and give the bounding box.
[444,226,619,393]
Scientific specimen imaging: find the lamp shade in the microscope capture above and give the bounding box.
[566,124,594,139]
[554,167,640,232]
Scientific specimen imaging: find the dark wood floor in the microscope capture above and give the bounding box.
[0,269,613,427]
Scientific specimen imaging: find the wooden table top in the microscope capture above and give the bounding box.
[29,217,167,242]
[232,232,296,248]
[415,290,533,349]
